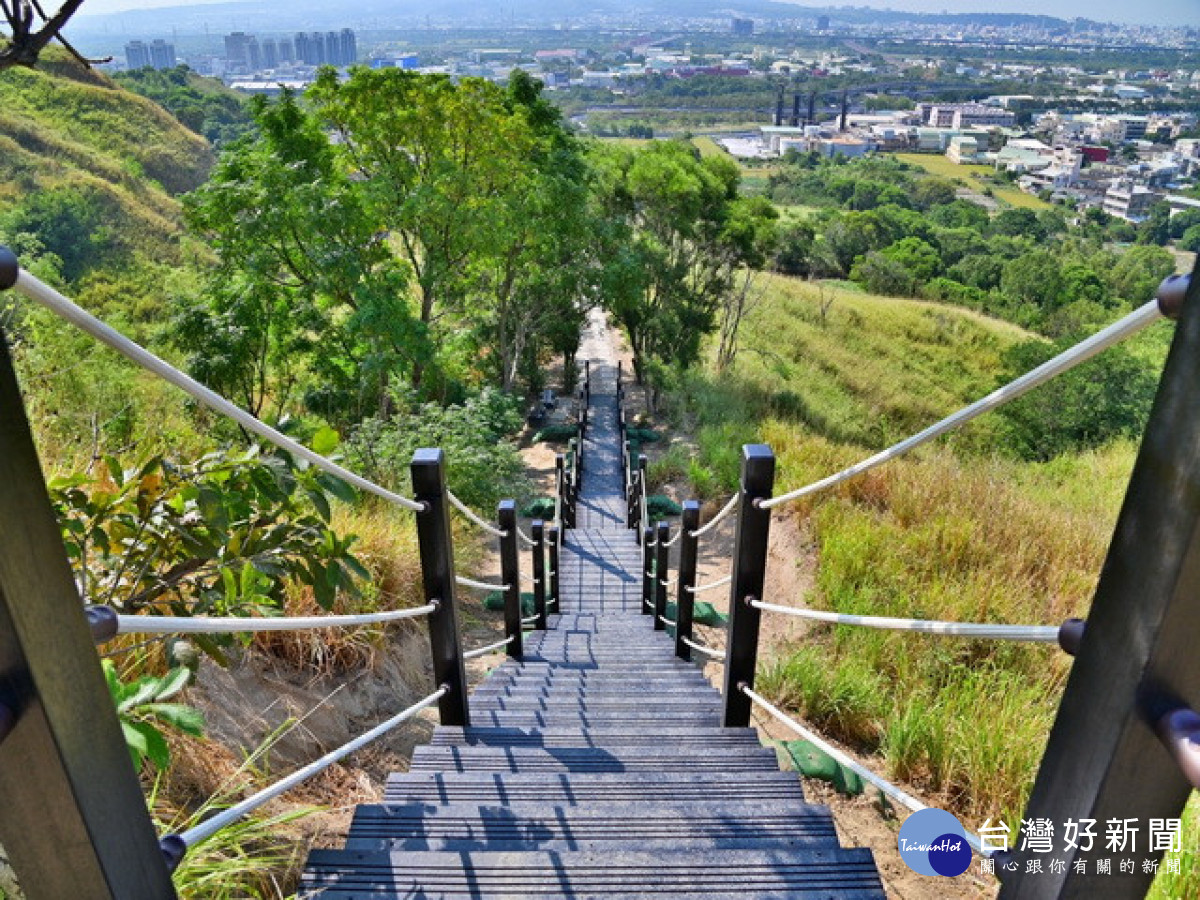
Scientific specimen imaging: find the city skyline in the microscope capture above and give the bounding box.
[72,0,1200,29]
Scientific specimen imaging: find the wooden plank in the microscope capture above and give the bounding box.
[0,322,176,899]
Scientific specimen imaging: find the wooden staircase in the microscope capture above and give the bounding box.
[300,357,885,898]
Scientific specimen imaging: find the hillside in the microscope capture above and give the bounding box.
[0,50,213,280]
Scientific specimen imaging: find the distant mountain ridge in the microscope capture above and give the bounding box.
[71,0,1085,35]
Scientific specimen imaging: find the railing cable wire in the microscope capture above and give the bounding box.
[455,575,509,593]
[166,685,447,855]
[447,491,507,538]
[690,493,739,538]
[689,574,732,594]
[741,684,987,856]
[10,270,426,512]
[681,636,724,660]
[109,603,438,637]
[749,600,1060,643]
[761,299,1166,511]
[463,636,514,660]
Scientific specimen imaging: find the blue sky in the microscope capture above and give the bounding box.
[73,0,1200,28]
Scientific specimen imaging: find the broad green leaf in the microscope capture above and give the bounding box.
[127,719,171,770]
[311,426,341,455]
[142,702,205,736]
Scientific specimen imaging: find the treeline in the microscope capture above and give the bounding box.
[767,153,1177,340]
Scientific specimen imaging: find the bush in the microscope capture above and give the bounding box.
[520,497,557,518]
[347,387,527,510]
[996,339,1158,460]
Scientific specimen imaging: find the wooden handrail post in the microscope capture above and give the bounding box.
[721,445,775,728]
[654,521,670,631]
[411,449,470,727]
[0,311,177,899]
[555,453,567,530]
[675,501,701,660]
[548,524,560,615]
[531,520,547,630]
[629,463,641,536]
[641,526,655,617]
[497,500,522,660]
[1001,260,1200,898]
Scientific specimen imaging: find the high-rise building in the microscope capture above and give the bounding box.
[816,15,830,30]
[148,39,175,69]
[247,35,261,71]
[303,31,326,65]
[224,32,251,69]
[326,31,341,64]
[261,37,278,69]
[293,32,310,65]
[731,18,753,36]
[125,40,150,69]
[277,38,293,63]
[340,29,357,66]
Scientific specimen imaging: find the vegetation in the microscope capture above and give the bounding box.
[115,65,255,146]
[661,271,1190,885]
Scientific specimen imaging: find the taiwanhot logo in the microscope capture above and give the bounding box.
[897,808,973,877]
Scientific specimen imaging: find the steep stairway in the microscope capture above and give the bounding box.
[300,323,885,898]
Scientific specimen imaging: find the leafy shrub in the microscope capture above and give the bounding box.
[347,387,527,510]
[104,662,203,771]
[520,497,557,518]
[995,339,1158,460]
[51,448,368,661]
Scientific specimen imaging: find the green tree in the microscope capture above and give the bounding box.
[911,178,958,211]
[1179,224,1200,252]
[881,237,942,283]
[180,90,415,422]
[1106,244,1176,307]
[1136,201,1171,247]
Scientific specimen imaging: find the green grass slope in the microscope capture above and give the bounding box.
[0,49,214,276]
[659,274,1195,891]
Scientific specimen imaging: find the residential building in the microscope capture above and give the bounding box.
[946,135,985,163]
[732,18,754,36]
[925,103,1015,129]
[1103,179,1160,222]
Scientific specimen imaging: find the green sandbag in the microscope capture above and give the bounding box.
[532,424,578,443]
[484,591,535,616]
[519,497,556,518]
[664,600,727,628]
[781,739,865,796]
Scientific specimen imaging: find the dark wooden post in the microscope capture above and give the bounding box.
[497,500,522,660]
[548,524,560,615]
[721,445,775,728]
[555,453,567,530]
[617,360,623,399]
[641,526,655,617]
[629,462,641,536]
[1001,264,1200,899]
[0,309,177,898]
[531,520,547,630]
[675,501,701,660]
[654,521,670,631]
[411,449,470,727]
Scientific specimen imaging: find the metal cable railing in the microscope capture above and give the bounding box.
[101,603,438,637]
[688,574,732,594]
[162,685,448,864]
[455,575,510,593]
[9,268,426,513]
[760,297,1170,511]
[681,636,724,661]
[749,599,1061,643]
[741,684,987,856]
[447,491,507,538]
[463,636,514,660]
[690,493,739,538]
[516,527,535,547]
